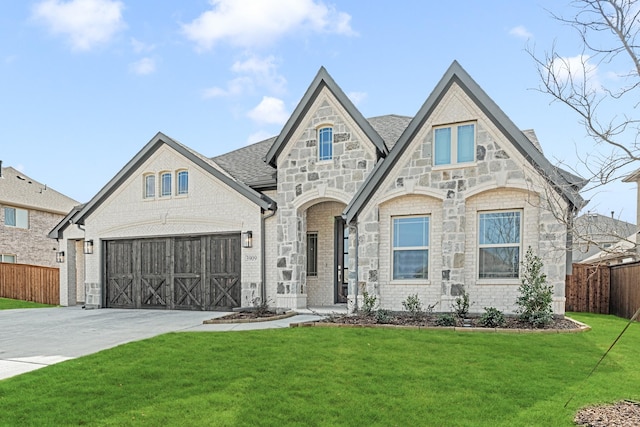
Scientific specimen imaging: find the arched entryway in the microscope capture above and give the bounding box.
[305,201,348,306]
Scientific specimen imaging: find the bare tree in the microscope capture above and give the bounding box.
[530,0,640,185]
[529,0,640,264]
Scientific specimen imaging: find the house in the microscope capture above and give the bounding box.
[572,212,636,263]
[1,163,78,267]
[50,61,586,314]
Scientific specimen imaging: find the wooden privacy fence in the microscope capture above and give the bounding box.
[566,262,640,319]
[610,262,640,319]
[566,264,610,314]
[0,263,59,305]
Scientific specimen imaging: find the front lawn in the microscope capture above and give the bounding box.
[0,297,54,310]
[0,313,638,426]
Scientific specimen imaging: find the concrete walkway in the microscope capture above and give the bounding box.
[0,306,327,381]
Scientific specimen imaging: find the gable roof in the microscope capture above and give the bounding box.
[264,66,388,167]
[344,60,587,223]
[51,132,275,237]
[214,115,413,190]
[0,166,78,215]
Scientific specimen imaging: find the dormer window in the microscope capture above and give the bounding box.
[434,122,475,166]
[318,127,333,161]
[160,172,172,197]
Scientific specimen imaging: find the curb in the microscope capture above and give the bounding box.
[203,311,297,324]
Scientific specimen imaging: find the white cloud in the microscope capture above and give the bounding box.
[32,0,125,51]
[203,76,253,98]
[509,25,532,39]
[182,0,356,50]
[549,54,599,88]
[348,91,367,106]
[247,96,289,125]
[131,37,155,53]
[246,130,274,144]
[130,57,156,75]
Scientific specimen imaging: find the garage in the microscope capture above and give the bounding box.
[104,233,241,311]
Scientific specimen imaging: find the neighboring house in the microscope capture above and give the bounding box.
[579,232,638,265]
[1,164,78,267]
[50,61,586,314]
[572,212,636,263]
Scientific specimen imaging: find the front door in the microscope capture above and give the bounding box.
[334,217,348,303]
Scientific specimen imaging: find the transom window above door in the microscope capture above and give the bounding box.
[434,122,476,166]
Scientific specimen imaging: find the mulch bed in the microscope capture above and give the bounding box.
[203,310,295,324]
[319,312,583,330]
[575,401,640,427]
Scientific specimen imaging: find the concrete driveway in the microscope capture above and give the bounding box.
[0,306,322,381]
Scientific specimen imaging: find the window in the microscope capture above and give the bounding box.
[318,127,333,161]
[144,174,155,198]
[177,170,189,195]
[478,211,521,279]
[0,254,16,263]
[307,233,318,277]
[4,207,28,229]
[434,122,475,166]
[392,216,429,280]
[160,172,171,197]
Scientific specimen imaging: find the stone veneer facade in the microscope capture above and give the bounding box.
[274,91,378,308]
[353,83,569,314]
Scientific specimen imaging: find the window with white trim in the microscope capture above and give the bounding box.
[160,172,171,197]
[318,127,333,161]
[4,207,28,229]
[144,174,155,199]
[434,122,475,166]
[177,170,188,195]
[478,210,521,279]
[0,254,16,263]
[392,216,429,280]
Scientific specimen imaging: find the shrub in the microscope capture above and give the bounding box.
[435,313,456,327]
[452,288,470,319]
[361,291,377,316]
[402,294,423,320]
[375,309,391,324]
[516,247,554,328]
[479,307,506,328]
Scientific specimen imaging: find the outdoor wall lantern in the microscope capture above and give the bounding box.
[56,251,65,263]
[83,239,94,255]
[242,231,253,248]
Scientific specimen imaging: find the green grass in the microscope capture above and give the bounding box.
[0,297,54,310]
[0,313,638,426]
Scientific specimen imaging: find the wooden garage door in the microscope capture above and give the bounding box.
[105,234,241,311]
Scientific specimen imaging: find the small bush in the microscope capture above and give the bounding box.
[435,313,456,327]
[361,291,377,316]
[375,309,391,324]
[479,307,506,328]
[402,294,423,320]
[452,289,470,319]
[516,247,554,328]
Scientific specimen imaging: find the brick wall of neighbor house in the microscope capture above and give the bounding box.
[0,205,64,267]
[356,83,569,315]
[79,145,263,308]
[274,88,378,309]
[306,201,345,306]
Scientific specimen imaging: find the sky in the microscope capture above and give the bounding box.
[1,0,638,223]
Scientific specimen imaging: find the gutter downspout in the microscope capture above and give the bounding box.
[261,206,277,304]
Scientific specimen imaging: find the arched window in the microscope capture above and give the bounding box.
[177,170,188,195]
[160,172,172,197]
[143,174,155,198]
[318,127,333,161]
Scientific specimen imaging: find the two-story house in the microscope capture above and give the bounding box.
[1,164,78,267]
[50,61,586,314]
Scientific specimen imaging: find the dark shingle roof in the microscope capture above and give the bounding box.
[367,115,413,150]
